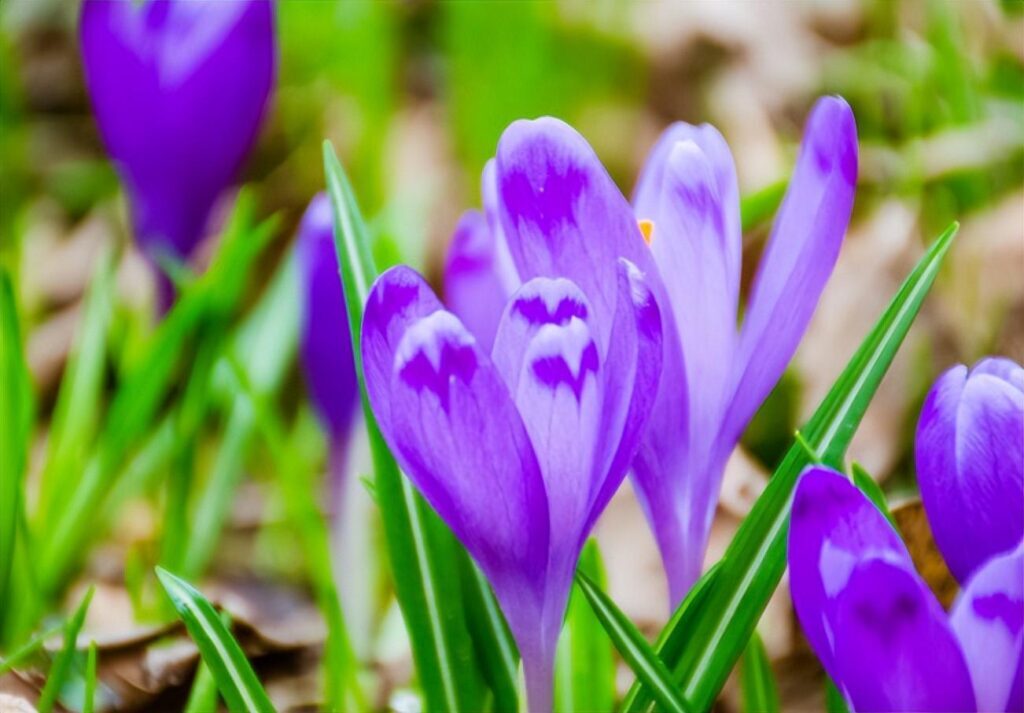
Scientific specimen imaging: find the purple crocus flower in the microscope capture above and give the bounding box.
[80,0,275,308]
[362,253,662,710]
[789,466,1023,712]
[631,96,858,603]
[297,193,359,497]
[916,357,1024,583]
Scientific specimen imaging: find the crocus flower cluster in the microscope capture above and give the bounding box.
[789,358,1024,712]
[363,117,672,711]
[80,0,275,309]
[446,97,858,603]
[297,193,359,500]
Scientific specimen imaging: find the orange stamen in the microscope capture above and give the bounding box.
[638,218,654,246]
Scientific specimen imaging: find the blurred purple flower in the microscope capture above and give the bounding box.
[444,99,858,605]
[360,132,663,708]
[632,96,858,603]
[916,357,1024,583]
[789,466,1023,712]
[80,0,275,308]
[297,193,359,489]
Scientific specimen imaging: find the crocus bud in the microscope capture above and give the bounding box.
[80,0,275,306]
[916,357,1024,583]
[297,193,358,449]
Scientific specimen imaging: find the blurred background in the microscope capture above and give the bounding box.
[1,0,1022,710]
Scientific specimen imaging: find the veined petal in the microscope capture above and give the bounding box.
[633,121,741,303]
[491,277,593,396]
[788,466,912,683]
[950,543,1024,712]
[916,360,1024,583]
[584,259,663,537]
[361,266,446,436]
[387,309,550,629]
[832,559,976,713]
[297,193,358,442]
[444,210,512,352]
[651,140,737,452]
[495,117,657,341]
[727,96,857,443]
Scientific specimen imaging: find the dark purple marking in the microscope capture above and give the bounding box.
[513,293,588,326]
[399,339,478,412]
[501,161,589,236]
[530,341,600,402]
[973,593,1024,636]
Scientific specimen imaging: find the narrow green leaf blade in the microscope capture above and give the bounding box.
[620,561,722,712]
[0,268,31,626]
[323,141,485,712]
[850,462,895,526]
[575,571,691,713]
[740,632,779,713]
[37,586,94,713]
[83,640,98,713]
[155,568,274,713]
[653,222,958,711]
[555,540,614,713]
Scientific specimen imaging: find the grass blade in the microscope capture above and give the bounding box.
[555,540,614,713]
[155,568,274,713]
[643,222,958,712]
[185,658,219,713]
[740,632,779,713]
[457,551,519,712]
[575,571,691,713]
[619,561,721,712]
[0,268,31,630]
[850,462,894,525]
[324,141,485,712]
[83,640,98,713]
[37,586,94,713]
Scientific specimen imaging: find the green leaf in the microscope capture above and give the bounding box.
[642,222,958,712]
[185,658,220,713]
[575,571,691,713]
[555,540,614,713]
[740,632,779,713]
[825,677,851,713]
[83,640,98,713]
[619,561,722,712]
[851,462,895,526]
[37,196,277,598]
[37,586,94,713]
[0,267,31,630]
[739,179,788,233]
[155,568,274,713]
[457,551,519,712]
[324,141,486,712]
[0,622,64,675]
[35,249,114,530]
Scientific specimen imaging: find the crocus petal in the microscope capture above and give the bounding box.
[80,0,274,262]
[385,308,550,640]
[583,259,663,537]
[727,96,857,443]
[950,542,1024,712]
[361,266,446,437]
[633,121,741,304]
[650,140,738,454]
[495,117,658,340]
[916,360,1024,582]
[831,558,977,713]
[788,466,913,682]
[443,210,512,351]
[297,193,358,443]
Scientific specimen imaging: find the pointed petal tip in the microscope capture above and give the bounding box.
[805,95,858,185]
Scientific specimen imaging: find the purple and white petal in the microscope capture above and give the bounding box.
[950,542,1024,712]
[831,559,976,713]
[495,117,658,341]
[444,210,512,352]
[584,259,663,537]
[916,360,1024,582]
[387,309,550,628]
[361,266,446,436]
[726,96,857,444]
[788,466,913,682]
